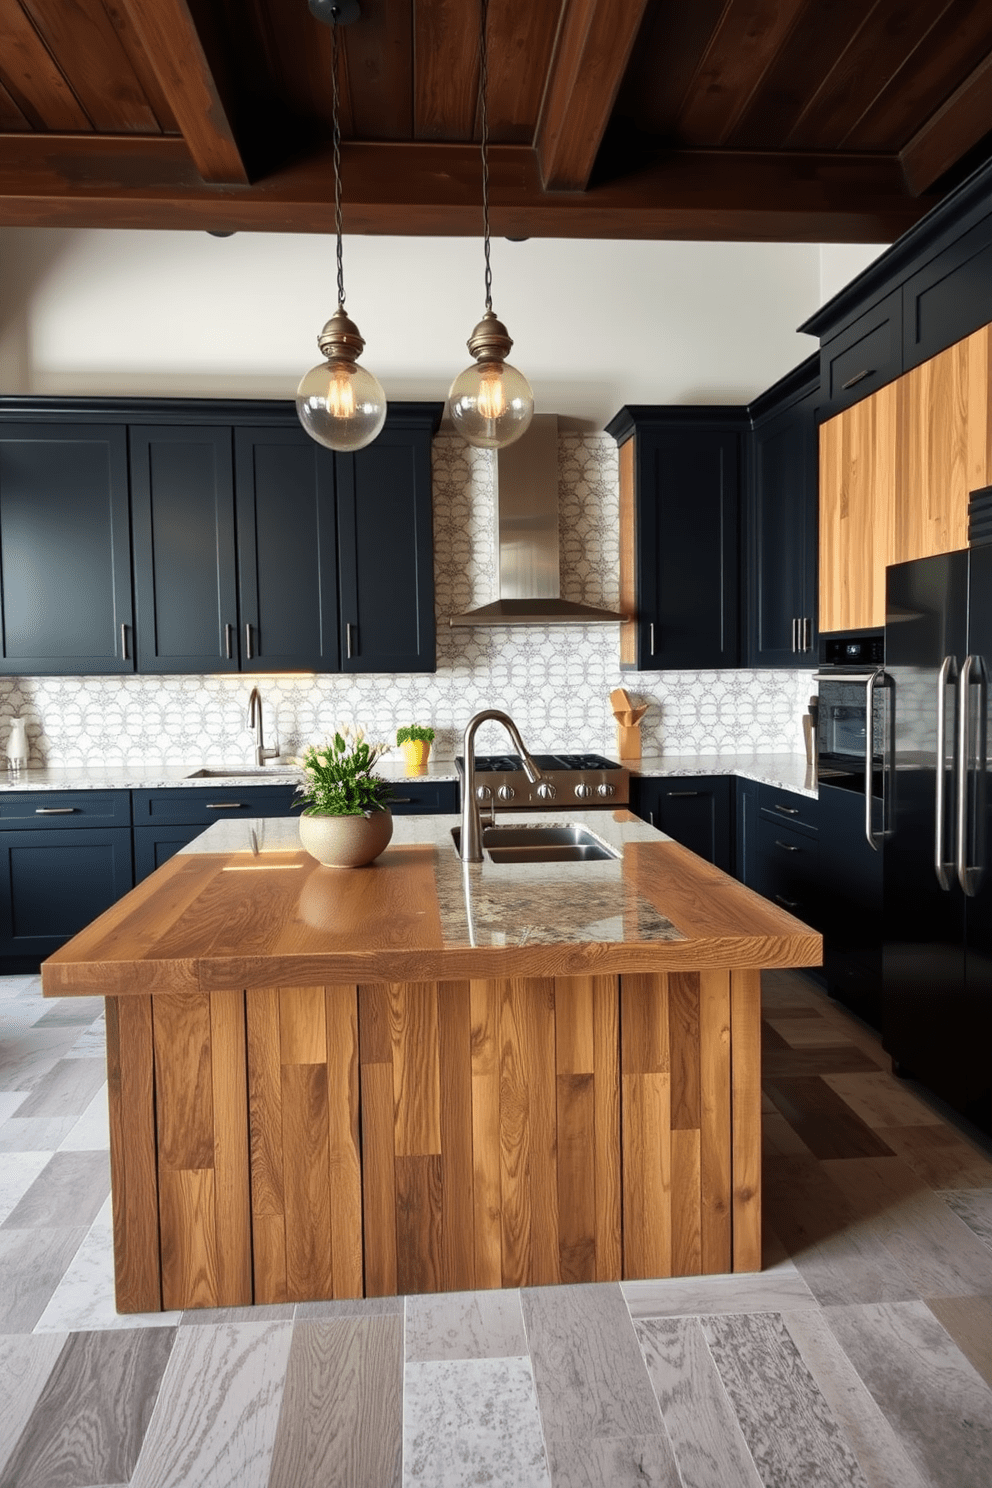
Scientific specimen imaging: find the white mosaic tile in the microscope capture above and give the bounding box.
[0,434,814,766]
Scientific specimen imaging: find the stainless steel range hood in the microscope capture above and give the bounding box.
[449,415,623,627]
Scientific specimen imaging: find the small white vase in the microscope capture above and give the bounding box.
[298,808,393,868]
[6,718,28,772]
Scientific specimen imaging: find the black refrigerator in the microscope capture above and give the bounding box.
[883,545,991,1135]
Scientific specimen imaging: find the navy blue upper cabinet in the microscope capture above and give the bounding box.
[0,423,133,675]
[235,426,340,671]
[746,359,819,668]
[608,408,743,671]
[336,416,437,673]
[131,426,239,673]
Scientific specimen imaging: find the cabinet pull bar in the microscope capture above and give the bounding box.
[841,368,873,390]
[35,807,76,814]
[391,797,413,803]
[245,623,253,660]
[206,802,245,810]
[667,790,700,797]
[775,893,800,909]
[791,617,798,653]
[346,622,354,660]
[648,622,655,656]
[803,616,810,652]
[225,623,234,660]
[647,810,655,827]
[774,839,801,852]
[120,623,128,660]
[774,803,799,815]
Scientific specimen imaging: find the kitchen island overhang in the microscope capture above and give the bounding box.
[42,812,822,1313]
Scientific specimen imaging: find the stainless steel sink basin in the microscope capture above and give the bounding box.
[186,767,301,779]
[451,823,619,863]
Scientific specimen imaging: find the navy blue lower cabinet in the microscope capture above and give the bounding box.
[0,827,133,968]
[386,780,458,815]
[133,824,209,882]
[132,786,298,827]
[632,776,733,874]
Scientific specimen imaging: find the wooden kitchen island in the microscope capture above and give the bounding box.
[42,812,821,1313]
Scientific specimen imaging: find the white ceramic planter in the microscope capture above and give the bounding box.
[298,808,393,868]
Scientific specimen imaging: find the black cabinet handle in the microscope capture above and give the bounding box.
[649,622,656,656]
[391,797,413,804]
[841,368,873,390]
[120,623,129,661]
[35,806,76,815]
[206,802,245,810]
[775,893,800,909]
[774,839,800,852]
[773,804,799,815]
[346,623,355,660]
[667,790,700,797]
[225,623,234,660]
[245,623,254,660]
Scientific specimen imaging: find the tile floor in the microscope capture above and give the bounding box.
[1,969,991,1487]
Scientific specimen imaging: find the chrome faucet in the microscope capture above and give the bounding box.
[460,709,542,862]
[247,687,280,768]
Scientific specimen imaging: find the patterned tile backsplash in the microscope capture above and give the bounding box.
[0,433,815,769]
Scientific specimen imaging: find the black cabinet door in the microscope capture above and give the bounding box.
[747,387,818,667]
[336,424,436,673]
[235,427,340,671]
[133,823,206,882]
[131,426,239,672]
[630,422,740,670]
[0,423,133,674]
[0,827,133,964]
[387,779,459,814]
[633,776,733,873]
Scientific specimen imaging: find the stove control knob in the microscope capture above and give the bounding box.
[537,782,557,801]
[497,784,515,801]
[597,782,616,798]
[475,785,493,802]
[574,782,593,800]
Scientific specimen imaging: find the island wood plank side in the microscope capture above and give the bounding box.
[246,985,362,1304]
[621,972,673,1279]
[730,967,762,1272]
[105,995,161,1313]
[699,968,733,1273]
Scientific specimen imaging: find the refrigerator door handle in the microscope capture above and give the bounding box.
[865,668,885,851]
[934,654,958,891]
[956,654,988,897]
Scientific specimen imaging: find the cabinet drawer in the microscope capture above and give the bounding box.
[755,816,819,923]
[0,790,132,828]
[133,786,297,825]
[903,213,992,370]
[821,289,902,415]
[757,784,818,836]
[387,779,458,815]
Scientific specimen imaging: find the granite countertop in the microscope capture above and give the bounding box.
[0,751,814,795]
[43,810,821,995]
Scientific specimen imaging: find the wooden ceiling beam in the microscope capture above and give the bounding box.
[535,0,650,191]
[114,0,248,184]
[0,135,934,243]
[900,50,992,195]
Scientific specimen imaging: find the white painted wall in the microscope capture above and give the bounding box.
[0,228,876,426]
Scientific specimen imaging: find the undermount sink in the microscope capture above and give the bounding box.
[186,766,301,779]
[451,823,619,864]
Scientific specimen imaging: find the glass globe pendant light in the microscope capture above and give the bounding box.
[447,0,534,450]
[297,3,386,452]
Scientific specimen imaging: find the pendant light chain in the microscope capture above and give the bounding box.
[331,19,346,309]
[479,0,492,312]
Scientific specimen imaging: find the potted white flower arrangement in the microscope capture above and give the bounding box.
[294,725,394,868]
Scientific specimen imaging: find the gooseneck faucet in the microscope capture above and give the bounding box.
[460,709,543,862]
[247,687,280,768]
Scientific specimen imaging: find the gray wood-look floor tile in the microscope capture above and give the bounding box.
[0,1091,25,1124]
[0,1116,82,1152]
[622,1263,814,1320]
[701,1311,870,1488]
[762,1045,884,1078]
[924,1294,992,1390]
[13,1058,107,1119]
[181,1303,295,1326]
[130,1321,294,1488]
[64,1023,109,1060]
[267,1316,402,1488]
[405,1287,527,1361]
[782,1307,931,1488]
[2,1150,109,1230]
[635,1316,762,1488]
[0,1150,51,1224]
[521,1284,662,1454]
[0,1030,79,1092]
[296,1295,403,1319]
[876,1123,992,1189]
[0,1327,176,1488]
[31,999,105,1027]
[826,1300,992,1488]
[822,1072,945,1130]
[402,1356,549,1488]
[547,1432,682,1488]
[823,1155,992,1298]
[0,1333,68,1480]
[765,1015,854,1048]
[765,1077,896,1159]
[763,1155,919,1307]
[940,1188,992,1250]
[0,1227,88,1332]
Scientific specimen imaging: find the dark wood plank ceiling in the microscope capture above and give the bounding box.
[1,0,991,240]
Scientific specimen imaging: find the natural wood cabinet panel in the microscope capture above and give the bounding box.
[819,322,992,634]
